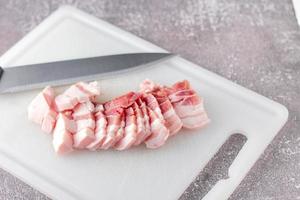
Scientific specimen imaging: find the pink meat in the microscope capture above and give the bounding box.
[52,113,75,154]
[41,110,57,134]
[72,101,95,120]
[114,107,137,150]
[72,102,96,149]
[87,105,108,150]
[100,108,123,149]
[139,79,160,93]
[142,93,164,123]
[73,128,95,149]
[132,102,147,145]
[145,107,169,148]
[76,117,95,132]
[168,80,210,129]
[151,88,182,135]
[55,81,100,112]
[158,99,182,135]
[104,91,140,111]
[54,94,78,112]
[112,114,125,146]
[136,99,152,143]
[28,86,57,133]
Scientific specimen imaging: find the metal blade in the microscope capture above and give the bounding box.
[0,53,174,93]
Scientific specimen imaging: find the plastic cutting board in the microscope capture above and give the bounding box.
[0,6,288,200]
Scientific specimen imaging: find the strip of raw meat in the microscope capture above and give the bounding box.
[112,114,125,146]
[145,107,169,148]
[72,101,95,120]
[87,105,107,150]
[28,86,57,133]
[139,79,160,93]
[52,113,75,154]
[133,102,147,145]
[100,108,123,149]
[151,88,183,135]
[55,81,100,112]
[167,80,210,129]
[142,93,165,123]
[72,102,96,149]
[114,107,137,150]
[41,110,57,134]
[172,95,204,118]
[104,91,140,111]
[168,89,196,103]
[136,99,152,142]
[73,128,95,149]
[158,99,182,135]
[180,112,210,129]
[54,94,78,112]
[76,117,95,132]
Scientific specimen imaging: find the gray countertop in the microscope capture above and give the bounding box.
[0,0,299,199]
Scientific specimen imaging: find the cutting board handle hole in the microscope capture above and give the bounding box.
[179,133,247,200]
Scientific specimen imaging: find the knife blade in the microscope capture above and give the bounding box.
[0,53,174,93]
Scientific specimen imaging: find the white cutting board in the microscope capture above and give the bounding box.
[0,6,288,200]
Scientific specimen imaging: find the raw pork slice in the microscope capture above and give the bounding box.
[133,102,147,145]
[145,107,169,148]
[72,101,95,120]
[87,104,107,150]
[28,86,57,133]
[112,114,125,146]
[151,87,182,135]
[73,128,95,149]
[142,93,164,123]
[167,80,210,129]
[55,81,100,112]
[104,91,140,111]
[114,107,137,150]
[140,79,182,135]
[100,108,123,149]
[52,113,75,154]
[72,102,96,149]
[139,79,160,93]
[136,99,152,143]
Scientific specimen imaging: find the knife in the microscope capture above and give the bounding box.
[0,53,174,93]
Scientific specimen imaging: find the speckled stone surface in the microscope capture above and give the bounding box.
[0,0,299,199]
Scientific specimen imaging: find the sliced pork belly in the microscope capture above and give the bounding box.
[142,93,165,123]
[54,94,78,112]
[73,128,95,149]
[112,114,125,146]
[114,107,137,150]
[136,99,152,143]
[140,79,183,135]
[100,108,123,149]
[72,101,95,120]
[52,113,75,154]
[28,86,57,133]
[132,102,147,146]
[157,99,182,135]
[139,79,160,93]
[167,80,210,129]
[72,102,96,149]
[145,107,169,148]
[41,110,58,134]
[55,81,100,112]
[87,104,107,150]
[104,91,139,111]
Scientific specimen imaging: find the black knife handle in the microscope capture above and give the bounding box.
[0,66,3,80]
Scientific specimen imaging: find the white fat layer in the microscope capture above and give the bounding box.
[107,124,119,136]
